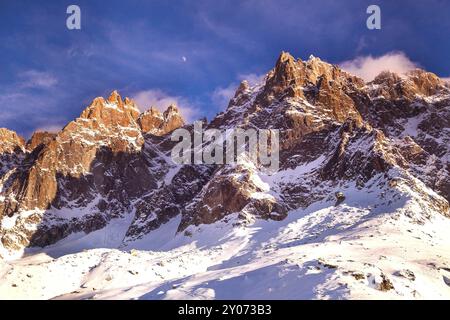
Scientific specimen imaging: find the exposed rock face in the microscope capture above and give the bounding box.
[137,107,165,133]
[0,128,25,178]
[138,104,184,136]
[261,53,364,126]
[0,128,25,154]
[364,69,450,202]
[0,91,184,249]
[371,69,445,101]
[1,51,449,254]
[211,52,364,150]
[178,163,288,231]
[26,131,57,152]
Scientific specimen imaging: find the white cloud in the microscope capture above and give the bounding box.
[340,52,420,82]
[131,89,200,122]
[18,70,58,88]
[238,73,265,86]
[211,83,237,110]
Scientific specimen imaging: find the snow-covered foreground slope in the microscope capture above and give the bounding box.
[1,177,449,300]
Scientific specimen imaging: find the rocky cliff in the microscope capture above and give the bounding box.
[0,52,449,255]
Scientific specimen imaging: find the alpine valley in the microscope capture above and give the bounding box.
[1,52,449,299]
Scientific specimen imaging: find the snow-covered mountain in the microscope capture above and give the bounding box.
[0,52,449,299]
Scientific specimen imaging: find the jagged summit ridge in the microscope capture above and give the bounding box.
[0,128,25,154]
[138,103,184,136]
[78,90,183,134]
[0,89,187,251]
[0,52,449,260]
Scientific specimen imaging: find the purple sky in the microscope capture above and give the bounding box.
[1,0,450,137]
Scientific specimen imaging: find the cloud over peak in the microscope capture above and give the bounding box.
[340,52,420,82]
[131,89,199,122]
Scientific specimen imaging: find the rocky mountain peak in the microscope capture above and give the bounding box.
[276,51,297,67]
[0,53,449,270]
[215,51,365,131]
[372,70,402,86]
[164,104,180,116]
[270,51,301,89]
[78,90,140,128]
[138,104,184,136]
[107,90,124,107]
[236,80,250,93]
[369,69,448,100]
[26,131,57,152]
[405,69,447,96]
[124,97,138,108]
[227,80,252,109]
[0,128,25,154]
[0,129,25,179]
[265,51,364,99]
[148,106,162,116]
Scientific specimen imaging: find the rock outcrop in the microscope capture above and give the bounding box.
[0,128,25,178]
[0,91,185,249]
[1,51,449,254]
[138,104,184,136]
[26,131,57,152]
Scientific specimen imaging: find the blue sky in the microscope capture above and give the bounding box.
[1,0,450,137]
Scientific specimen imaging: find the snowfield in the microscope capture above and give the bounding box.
[1,54,449,300]
[1,177,449,300]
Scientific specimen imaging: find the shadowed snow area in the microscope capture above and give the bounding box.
[1,53,450,300]
[1,174,450,300]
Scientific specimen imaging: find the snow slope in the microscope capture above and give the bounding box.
[1,174,449,300]
[1,54,450,300]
